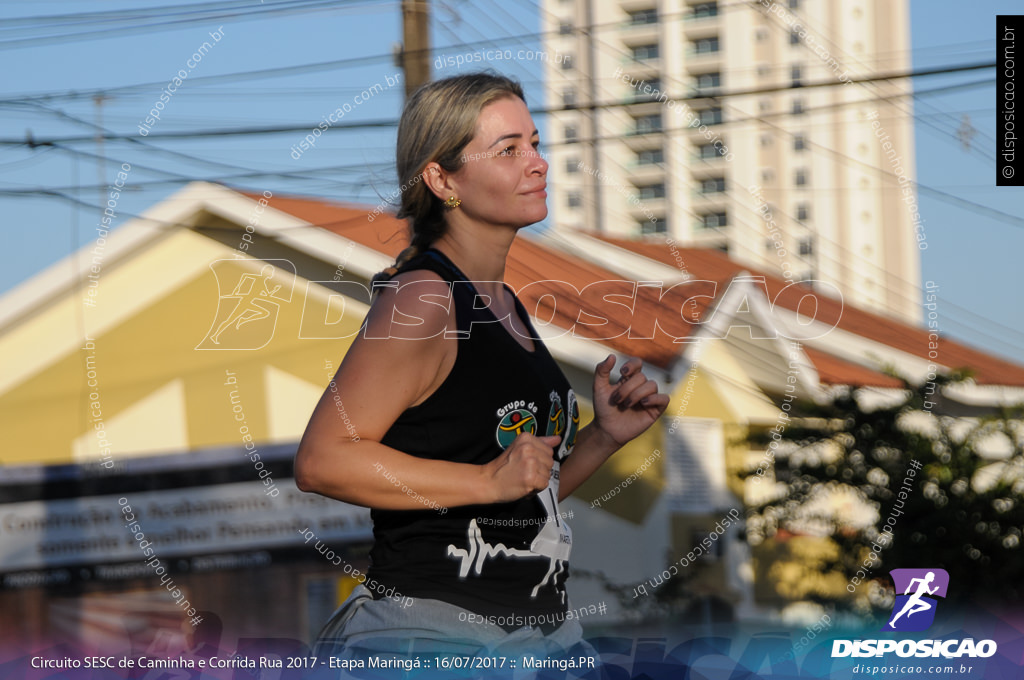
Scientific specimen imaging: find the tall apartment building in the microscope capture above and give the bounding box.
[541,0,922,323]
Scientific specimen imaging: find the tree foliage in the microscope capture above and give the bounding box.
[742,373,1024,615]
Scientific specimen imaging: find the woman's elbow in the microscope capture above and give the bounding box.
[293,445,320,493]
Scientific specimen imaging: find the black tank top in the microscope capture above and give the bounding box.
[366,247,580,628]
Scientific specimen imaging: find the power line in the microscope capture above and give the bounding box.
[4,79,1007,242]
[769,3,997,165]
[2,0,328,28]
[592,89,1024,343]
[0,29,545,104]
[0,78,1000,212]
[0,0,383,51]
[0,61,996,147]
[5,100,383,189]
[0,156,390,197]
[526,4,1022,351]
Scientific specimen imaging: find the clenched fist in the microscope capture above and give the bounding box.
[485,433,560,502]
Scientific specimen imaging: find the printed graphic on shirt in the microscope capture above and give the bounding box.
[547,391,566,438]
[562,390,580,462]
[546,389,580,462]
[448,392,575,602]
[447,499,571,603]
[528,461,572,600]
[447,519,539,577]
[495,400,538,449]
[531,389,576,582]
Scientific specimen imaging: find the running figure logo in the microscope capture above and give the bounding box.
[197,260,295,350]
[883,568,950,632]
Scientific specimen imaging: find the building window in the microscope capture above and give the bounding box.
[559,21,573,35]
[695,107,723,125]
[788,0,800,8]
[700,177,726,194]
[634,78,663,102]
[795,169,808,186]
[691,529,724,561]
[567,191,583,208]
[791,65,803,87]
[794,133,806,150]
[755,27,769,41]
[633,113,663,134]
[700,211,728,228]
[796,203,810,221]
[637,183,666,200]
[760,134,773,146]
[641,217,668,234]
[637,148,665,165]
[799,238,814,256]
[562,88,577,107]
[566,158,580,173]
[698,142,726,159]
[757,64,770,78]
[690,2,718,19]
[790,28,802,45]
[695,72,721,91]
[761,168,775,182]
[694,36,720,54]
[792,98,805,114]
[715,243,730,254]
[561,54,575,70]
[628,8,658,25]
[631,43,660,61]
[564,124,578,142]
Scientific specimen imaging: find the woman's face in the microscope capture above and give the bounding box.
[447,96,548,229]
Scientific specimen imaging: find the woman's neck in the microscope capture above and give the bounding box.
[431,223,515,296]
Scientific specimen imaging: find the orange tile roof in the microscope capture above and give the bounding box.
[237,189,1024,387]
[239,190,412,256]
[596,234,1024,387]
[802,346,904,389]
[504,236,718,369]
[243,190,697,369]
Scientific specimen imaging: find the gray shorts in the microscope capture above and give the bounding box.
[313,585,597,665]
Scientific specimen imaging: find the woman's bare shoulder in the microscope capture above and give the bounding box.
[366,268,454,340]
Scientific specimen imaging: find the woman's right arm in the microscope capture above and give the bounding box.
[294,270,558,511]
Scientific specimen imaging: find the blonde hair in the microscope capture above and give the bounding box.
[371,72,525,287]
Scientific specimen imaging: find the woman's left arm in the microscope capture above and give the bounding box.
[558,354,670,500]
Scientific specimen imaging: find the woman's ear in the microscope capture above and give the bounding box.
[422,162,457,202]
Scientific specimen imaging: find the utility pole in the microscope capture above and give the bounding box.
[581,0,603,234]
[399,0,431,99]
[93,94,108,204]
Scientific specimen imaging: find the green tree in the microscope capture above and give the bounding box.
[742,373,1024,617]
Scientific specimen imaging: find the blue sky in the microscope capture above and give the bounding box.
[1,0,1021,364]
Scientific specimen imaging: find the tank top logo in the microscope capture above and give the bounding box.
[495,401,539,449]
[547,391,566,438]
[546,390,580,462]
[562,391,580,460]
[447,390,578,602]
[493,393,578,459]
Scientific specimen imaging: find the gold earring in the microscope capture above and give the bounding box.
[444,196,462,209]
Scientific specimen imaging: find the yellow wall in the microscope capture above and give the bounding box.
[572,404,665,524]
[0,230,363,467]
[571,355,732,525]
